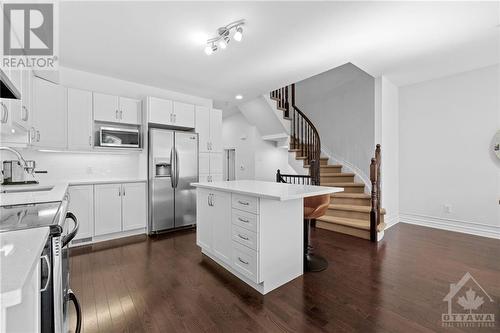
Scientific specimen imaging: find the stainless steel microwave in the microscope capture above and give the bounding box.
[99,126,140,148]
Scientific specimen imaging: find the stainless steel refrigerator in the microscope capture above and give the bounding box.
[149,128,198,233]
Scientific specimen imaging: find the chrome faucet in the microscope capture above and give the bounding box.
[0,146,36,177]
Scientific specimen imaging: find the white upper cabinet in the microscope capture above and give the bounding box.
[15,70,33,130]
[32,77,67,148]
[93,92,119,123]
[195,106,210,152]
[146,97,195,128]
[67,88,93,150]
[147,97,173,125]
[93,93,141,125]
[196,107,222,153]
[119,97,141,125]
[210,108,223,152]
[172,101,195,128]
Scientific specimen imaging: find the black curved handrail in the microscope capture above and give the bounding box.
[271,84,321,185]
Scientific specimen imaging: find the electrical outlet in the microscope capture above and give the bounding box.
[444,204,452,214]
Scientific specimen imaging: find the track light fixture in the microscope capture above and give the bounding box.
[205,19,245,55]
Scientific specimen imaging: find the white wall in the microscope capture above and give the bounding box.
[399,65,500,238]
[295,63,375,182]
[222,112,293,181]
[375,76,400,228]
[1,66,213,183]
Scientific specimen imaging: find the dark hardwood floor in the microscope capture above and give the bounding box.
[69,224,500,333]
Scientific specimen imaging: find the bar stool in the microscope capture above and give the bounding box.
[303,194,330,272]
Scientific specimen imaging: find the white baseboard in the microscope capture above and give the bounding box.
[384,214,400,230]
[400,213,500,239]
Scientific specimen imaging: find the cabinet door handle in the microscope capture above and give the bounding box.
[238,234,249,240]
[238,257,249,265]
[0,102,8,124]
[122,186,125,196]
[118,187,121,196]
[238,200,249,206]
[89,135,92,146]
[120,110,123,120]
[29,127,36,144]
[207,194,211,206]
[238,217,249,223]
[21,105,28,121]
[36,130,40,142]
[116,110,119,119]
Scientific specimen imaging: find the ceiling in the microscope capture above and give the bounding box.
[60,1,499,107]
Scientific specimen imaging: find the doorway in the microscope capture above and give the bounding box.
[223,149,236,181]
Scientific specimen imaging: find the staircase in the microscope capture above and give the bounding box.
[271,84,386,241]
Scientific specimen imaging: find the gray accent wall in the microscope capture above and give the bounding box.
[295,63,375,180]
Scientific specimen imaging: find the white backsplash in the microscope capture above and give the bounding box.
[1,149,147,183]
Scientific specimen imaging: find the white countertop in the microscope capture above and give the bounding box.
[191,180,343,201]
[68,178,147,186]
[0,182,69,207]
[0,227,49,307]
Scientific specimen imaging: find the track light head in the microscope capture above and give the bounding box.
[233,26,243,42]
[204,19,245,55]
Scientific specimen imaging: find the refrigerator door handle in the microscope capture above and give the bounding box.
[173,147,180,188]
[170,147,175,188]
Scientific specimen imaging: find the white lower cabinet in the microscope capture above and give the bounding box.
[210,191,232,265]
[121,182,147,231]
[94,183,123,236]
[68,182,146,242]
[197,189,260,283]
[68,185,94,241]
[197,189,232,265]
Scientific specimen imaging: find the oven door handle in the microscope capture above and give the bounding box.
[62,212,79,248]
[40,254,51,292]
[68,289,82,333]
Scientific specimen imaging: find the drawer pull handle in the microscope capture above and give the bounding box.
[238,200,249,206]
[238,257,249,265]
[238,234,249,240]
[238,217,249,223]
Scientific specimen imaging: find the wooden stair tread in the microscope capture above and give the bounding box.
[321,172,355,177]
[377,222,386,232]
[332,193,370,199]
[322,182,365,187]
[295,156,307,160]
[328,204,387,214]
[317,216,370,230]
[321,164,342,168]
[320,157,329,160]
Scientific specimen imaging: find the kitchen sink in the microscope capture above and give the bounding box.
[0,186,54,194]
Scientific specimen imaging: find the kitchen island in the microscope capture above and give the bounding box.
[191,180,342,294]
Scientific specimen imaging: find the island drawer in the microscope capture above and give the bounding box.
[232,209,258,232]
[232,224,258,251]
[232,194,259,214]
[231,241,259,283]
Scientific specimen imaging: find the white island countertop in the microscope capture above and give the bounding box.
[191,180,343,201]
[0,227,49,307]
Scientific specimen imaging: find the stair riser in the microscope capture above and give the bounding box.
[320,166,342,173]
[320,159,328,166]
[320,175,355,183]
[325,209,369,220]
[331,197,371,206]
[316,221,370,240]
[340,187,365,193]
